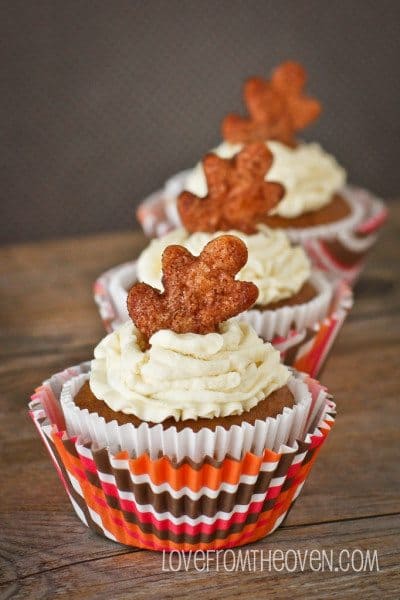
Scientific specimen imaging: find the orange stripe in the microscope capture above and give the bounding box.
[121,449,281,491]
[53,433,282,492]
[294,319,331,374]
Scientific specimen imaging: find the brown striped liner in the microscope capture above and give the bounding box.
[30,363,335,550]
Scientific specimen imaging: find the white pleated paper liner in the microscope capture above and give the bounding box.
[94,259,333,340]
[59,366,332,465]
[241,270,332,340]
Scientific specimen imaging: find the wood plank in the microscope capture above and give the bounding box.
[0,230,147,359]
[1,514,398,599]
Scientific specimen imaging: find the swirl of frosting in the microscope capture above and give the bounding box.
[137,227,311,306]
[89,320,290,423]
[184,140,347,219]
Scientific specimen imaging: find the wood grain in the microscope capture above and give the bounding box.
[1,515,398,599]
[0,205,399,598]
[0,231,146,358]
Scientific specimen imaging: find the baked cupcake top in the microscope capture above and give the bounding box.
[89,235,290,423]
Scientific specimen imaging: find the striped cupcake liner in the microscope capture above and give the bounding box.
[29,365,335,551]
[136,177,387,285]
[93,264,352,378]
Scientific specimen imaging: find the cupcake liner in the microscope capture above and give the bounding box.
[280,279,353,376]
[136,172,387,284]
[94,262,352,377]
[242,270,332,339]
[29,364,335,550]
[302,186,388,284]
[60,371,313,461]
[136,170,188,237]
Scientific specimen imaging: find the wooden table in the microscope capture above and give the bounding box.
[1,207,399,599]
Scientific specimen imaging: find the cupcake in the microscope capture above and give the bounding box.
[95,144,352,376]
[31,235,336,550]
[135,231,333,344]
[137,61,387,284]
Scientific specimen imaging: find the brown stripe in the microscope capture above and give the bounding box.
[274,451,297,478]
[323,239,367,266]
[120,506,262,543]
[301,445,317,467]
[49,437,105,537]
[91,447,259,472]
[86,470,101,488]
[84,474,276,519]
[92,447,112,473]
[105,494,121,511]
[63,438,80,459]
[297,439,310,454]
[121,481,275,519]
[284,329,316,367]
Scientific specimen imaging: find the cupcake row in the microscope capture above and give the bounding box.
[137,61,386,284]
[94,61,385,376]
[30,61,385,552]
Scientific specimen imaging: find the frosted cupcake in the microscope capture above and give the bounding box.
[218,60,351,232]
[137,143,333,342]
[183,141,350,233]
[31,235,336,550]
[137,61,387,283]
[94,144,350,374]
[136,227,332,342]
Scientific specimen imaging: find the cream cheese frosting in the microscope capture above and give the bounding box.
[89,319,290,423]
[184,140,347,219]
[137,227,311,306]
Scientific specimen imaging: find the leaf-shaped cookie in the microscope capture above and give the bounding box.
[178,143,284,234]
[222,61,321,146]
[127,235,259,341]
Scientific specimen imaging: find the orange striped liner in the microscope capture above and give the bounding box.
[51,420,331,551]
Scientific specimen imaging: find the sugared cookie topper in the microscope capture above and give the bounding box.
[222,61,321,146]
[127,235,259,341]
[178,142,284,234]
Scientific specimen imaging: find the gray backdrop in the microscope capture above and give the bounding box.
[2,0,399,244]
